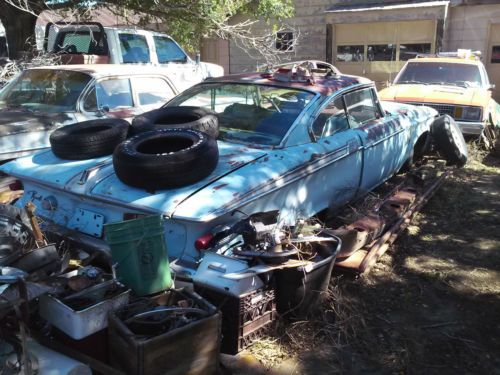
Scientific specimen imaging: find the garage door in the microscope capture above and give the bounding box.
[334,20,436,88]
[487,23,500,102]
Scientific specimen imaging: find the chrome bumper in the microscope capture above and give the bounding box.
[456,121,484,136]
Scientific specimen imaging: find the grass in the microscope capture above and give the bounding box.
[241,146,500,374]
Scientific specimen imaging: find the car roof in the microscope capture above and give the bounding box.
[407,57,482,65]
[205,72,372,96]
[27,64,175,79]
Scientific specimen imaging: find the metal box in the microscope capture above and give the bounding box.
[39,279,130,340]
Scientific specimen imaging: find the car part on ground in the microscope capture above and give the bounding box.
[108,288,220,375]
[335,162,450,274]
[113,128,219,190]
[130,106,219,138]
[3,339,93,375]
[50,119,129,160]
[431,115,468,167]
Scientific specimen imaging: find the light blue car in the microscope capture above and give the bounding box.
[0,69,437,280]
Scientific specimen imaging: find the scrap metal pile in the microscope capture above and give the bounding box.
[0,157,449,374]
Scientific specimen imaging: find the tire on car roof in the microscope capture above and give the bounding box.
[113,128,219,190]
[431,115,468,167]
[50,119,129,160]
[130,106,219,138]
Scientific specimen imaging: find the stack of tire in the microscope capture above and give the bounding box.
[49,107,220,190]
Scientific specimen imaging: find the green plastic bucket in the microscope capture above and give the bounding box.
[104,215,172,296]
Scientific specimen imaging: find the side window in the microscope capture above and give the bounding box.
[132,77,176,106]
[119,34,150,63]
[312,97,349,138]
[344,88,382,127]
[153,36,187,63]
[83,87,98,111]
[95,78,133,109]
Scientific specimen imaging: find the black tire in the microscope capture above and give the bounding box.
[431,115,468,167]
[113,129,219,190]
[130,106,219,138]
[0,204,35,266]
[50,119,129,160]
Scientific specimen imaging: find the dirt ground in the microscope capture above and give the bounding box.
[232,146,500,374]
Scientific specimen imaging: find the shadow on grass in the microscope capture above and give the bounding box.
[270,165,500,375]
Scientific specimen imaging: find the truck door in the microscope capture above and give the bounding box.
[152,35,204,91]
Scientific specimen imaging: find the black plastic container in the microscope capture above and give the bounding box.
[275,232,341,318]
[195,285,276,355]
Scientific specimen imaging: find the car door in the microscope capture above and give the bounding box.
[308,95,363,210]
[344,87,409,195]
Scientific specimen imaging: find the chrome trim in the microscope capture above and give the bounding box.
[364,128,405,148]
[456,120,484,135]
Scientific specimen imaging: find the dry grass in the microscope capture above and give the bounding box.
[245,147,500,374]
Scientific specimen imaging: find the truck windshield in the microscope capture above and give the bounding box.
[395,61,483,88]
[0,69,91,112]
[167,83,315,146]
[153,36,187,63]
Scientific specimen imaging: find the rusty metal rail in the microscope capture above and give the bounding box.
[335,169,450,275]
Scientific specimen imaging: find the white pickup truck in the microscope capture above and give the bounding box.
[43,22,223,92]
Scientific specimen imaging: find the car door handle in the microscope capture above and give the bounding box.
[310,153,324,161]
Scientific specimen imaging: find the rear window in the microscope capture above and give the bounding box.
[54,31,107,55]
[119,34,150,63]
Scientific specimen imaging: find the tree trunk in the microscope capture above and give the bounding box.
[0,2,40,59]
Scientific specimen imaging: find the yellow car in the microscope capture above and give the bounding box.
[379,52,499,139]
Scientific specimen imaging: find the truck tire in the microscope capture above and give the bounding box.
[0,204,35,266]
[50,119,129,160]
[113,129,219,190]
[130,106,219,138]
[431,115,468,167]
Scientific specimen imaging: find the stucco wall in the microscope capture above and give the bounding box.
[445,4,500,55]
[229,0,333,73]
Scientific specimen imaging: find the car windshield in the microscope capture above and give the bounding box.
[0,69,92,112]
[167,83,315,146]
[395,62,483,88]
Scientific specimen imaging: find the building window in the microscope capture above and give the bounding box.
[367,44,396,61]
[276,31,294,52]
[336,45,364,62]
[491,46,500,63]
[400,43,432,61]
